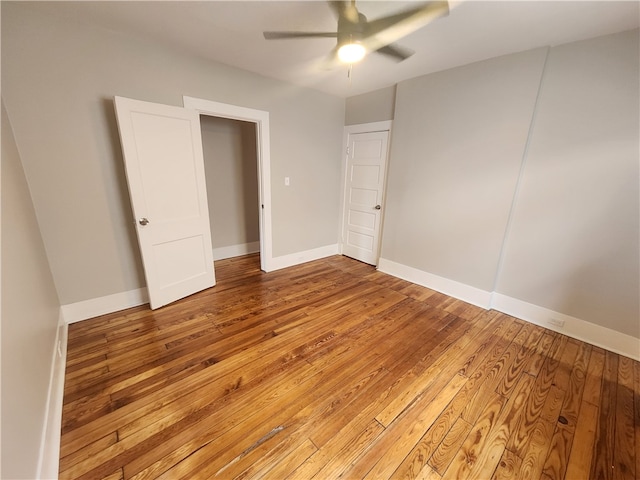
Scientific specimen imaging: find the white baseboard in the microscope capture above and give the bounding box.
[60,254,639,360]
[267,244,339,272]
[213,241,260,261]
[377,257,493,309]
[60,245,338,323]
[37,311,68,479]
[491,293,639,361]
[378,257,639,361]
[61,287,149,324]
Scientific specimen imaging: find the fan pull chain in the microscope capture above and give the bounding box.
[348,63,353,86]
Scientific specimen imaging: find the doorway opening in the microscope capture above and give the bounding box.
[200,116,260,267]
[183,96,273,272]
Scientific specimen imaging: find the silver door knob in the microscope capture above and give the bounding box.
[374,205,381,210]
[139,218,150,226]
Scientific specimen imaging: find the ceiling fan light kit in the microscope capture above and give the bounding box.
[337,42,366,63]
[263,0,450,67]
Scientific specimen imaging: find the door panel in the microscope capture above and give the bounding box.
[114,96,215,309]
[349,209,376,229]
[342,130,390,266]
[350,188,377,205]
[131,113,202,221]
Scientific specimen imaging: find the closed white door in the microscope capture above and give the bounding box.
[114,96,215,309]
[342,130,390,265]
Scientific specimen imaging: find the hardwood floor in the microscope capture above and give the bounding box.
[60,254,639,480]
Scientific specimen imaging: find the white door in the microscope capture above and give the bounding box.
[342,130,390,266]
[114,96,215,309]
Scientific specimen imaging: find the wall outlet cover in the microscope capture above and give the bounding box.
[548,318,565,328]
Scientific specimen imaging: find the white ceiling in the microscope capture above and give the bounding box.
[35,1,639,98]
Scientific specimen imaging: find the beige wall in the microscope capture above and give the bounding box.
[1,2,344,305]
[381,29,639,339]
[495,29,639,337]
[1,101,61,479]
[200,116,260,250]
[383,47,548,289]
[345,85,396,125]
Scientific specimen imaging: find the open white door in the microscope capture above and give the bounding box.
[114,96,215,309]
[342,129,390,266]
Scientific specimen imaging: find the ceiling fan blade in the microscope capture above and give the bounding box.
[375,44,414,62]
[364,1,449,47]
[264,31,338,40]
[318,45,341,70]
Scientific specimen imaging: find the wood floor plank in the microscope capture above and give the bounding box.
[61,325,319,458]
[219,307,443,479]
[375,311,503,427]
[552,338,580,392]
[212,424,310,479]
[634,361,640,480]
[248,437,317,480]
[491,448,522,480]
[305,310,458,449]
[518,418,555,480]
[465,372,535,479]
[507,334,567,457]
[440,391,507,479]
[59,432,118,474]
[58,254,640,480]
[390,313,519,480]
[541,423,573,480]
[614,355,636,479]
[304,420,385,480]
[564,401,599,480]
[539,385,565,425]
[413,464,443,480]
[582,347,605,407]
[524,331,557,377]
[460,319,525,424]
[352,373,468,480]
[128,298,434,479]
[539,340,593,480]
[495,324,542,397]
[454,310,508,377]
[65,305,148,338]
[98,468,123,480]
[289,404,385,479]
[559,340,591,429]
[62,278,384,438]
[125,338,389,478]
[288,318,474,479]
[65,361,313,478]
[427,416,472,475]
[590,349,619,480]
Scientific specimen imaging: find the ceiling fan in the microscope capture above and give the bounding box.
[263,1,449,65]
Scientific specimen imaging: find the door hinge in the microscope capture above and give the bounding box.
[346,146,350,155]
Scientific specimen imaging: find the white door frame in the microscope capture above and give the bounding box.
[183,96,273,272]
[339,120,392,264]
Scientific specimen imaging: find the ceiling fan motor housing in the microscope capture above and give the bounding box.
[337,12,367,46]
